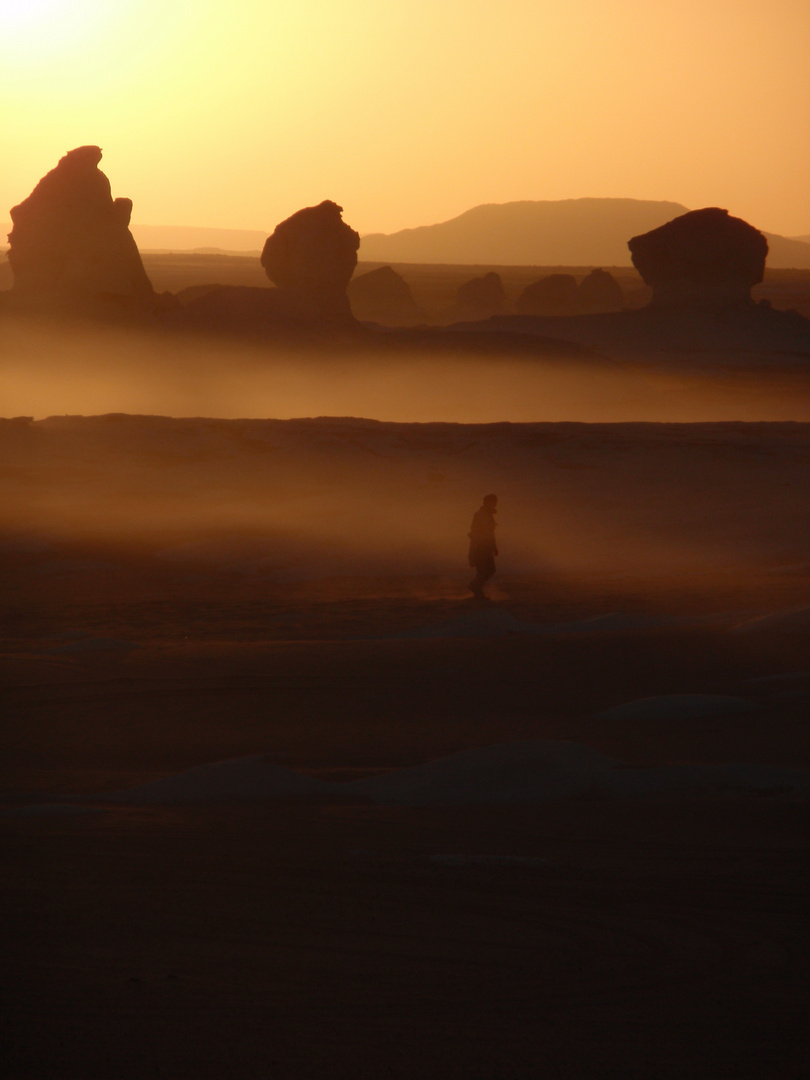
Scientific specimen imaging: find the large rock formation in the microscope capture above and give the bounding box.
[455,271,506,319]
[577,268,623,313]
[516,274,578,315]
[348,265,423,325]
[628,207,768,309]
[7,146,156,315]
[261,200,359,320]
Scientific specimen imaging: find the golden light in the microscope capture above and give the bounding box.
[1,0,808,238]
[3,0,58,24]
[2,0,115,61]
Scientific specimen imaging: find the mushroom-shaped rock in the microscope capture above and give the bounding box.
[348,265,423,325]
[7,146,156,315]
[455,271,506,318]
[577,268,623,313]
[628,207,768,309]
[261,200,360,320]
[516,274,577,315]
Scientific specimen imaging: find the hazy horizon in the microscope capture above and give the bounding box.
[4,194,810,257]
[3,195,810,267]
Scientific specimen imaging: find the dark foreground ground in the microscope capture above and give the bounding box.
[2,566,809,1080]
[3,796,808,1080]
[1,413,808,1078]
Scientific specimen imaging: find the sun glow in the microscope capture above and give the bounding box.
[2,0,809,237]
[3,0,59,23]
[2,0,120,61]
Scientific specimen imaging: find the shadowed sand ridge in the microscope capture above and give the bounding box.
[348,264,424,325]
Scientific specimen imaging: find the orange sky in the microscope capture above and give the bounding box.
[2,0,809,237]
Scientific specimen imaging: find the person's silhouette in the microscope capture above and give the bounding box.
[468,493,498,598]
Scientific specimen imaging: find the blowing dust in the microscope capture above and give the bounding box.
[1,321,809,595]
[3,320,810,423]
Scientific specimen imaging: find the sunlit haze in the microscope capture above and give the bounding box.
[2,0,808,238]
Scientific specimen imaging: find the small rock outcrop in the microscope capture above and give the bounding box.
[7,146,156,315]
[577,269,623,313]
[348,265,423,325]
[516,274,577,315]
[261,200,359,320]
[455,271,506,318]
[628,207,768,308]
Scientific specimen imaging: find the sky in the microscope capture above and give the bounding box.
[2,0,809,237]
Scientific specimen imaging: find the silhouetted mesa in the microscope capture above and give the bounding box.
[261,200,359,321]
[577,268,624,313]
[516,274,578,315]
[455,271,506,318]
[628,207,768,309]
[7,145,156,316]
[348,265,423,325]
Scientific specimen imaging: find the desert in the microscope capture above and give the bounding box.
[1,97,810,1080]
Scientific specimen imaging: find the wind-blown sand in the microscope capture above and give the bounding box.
[2,414,810,577]
[2,413,809,1079]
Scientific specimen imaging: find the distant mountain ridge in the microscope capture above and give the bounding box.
[359,199,810,269]
[4,202,810,267]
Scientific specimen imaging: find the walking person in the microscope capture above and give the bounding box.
[468,493,498,599]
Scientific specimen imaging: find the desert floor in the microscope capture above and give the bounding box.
[4,252,810,320]
[2,248,810,1076]
[2,409,809,1079]
[135,255,810,322]
[2,580,810,1080]
[2,579,809,1079]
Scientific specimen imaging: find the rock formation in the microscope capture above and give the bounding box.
[577,268,623,313]
[628,207,768,308]
[7,145,156,315]
[515,274,578,315]
[455,271,506,318]
[261,200,359,320]
[347,265,423,325]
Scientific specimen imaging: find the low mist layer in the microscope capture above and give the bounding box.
[2,413,808,589]
[3,319,810,424]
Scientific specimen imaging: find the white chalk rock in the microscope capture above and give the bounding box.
[349,740,616,805]
[594,694,756,721]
